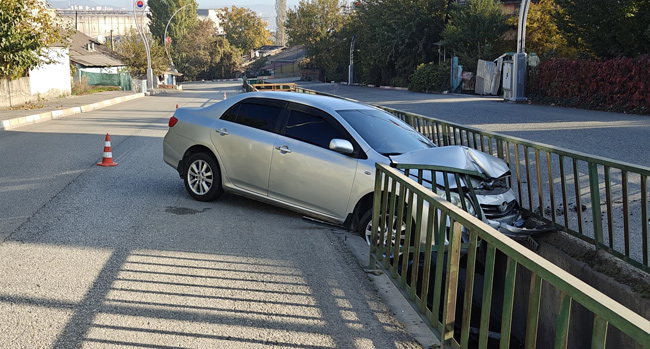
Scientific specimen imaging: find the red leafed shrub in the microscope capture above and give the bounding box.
[528,55,650,115]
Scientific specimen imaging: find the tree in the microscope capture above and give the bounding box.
[524,0,577,60]
[285,0,351,81]
[352,0,448,86]
[147,0,198,45]
[554,0,650,58]
[146,0,199,67]
[175,19,241,79]
[442,0,509,72]
[219,6,272,53]
[0,0,70,79]
[114,29,168,77]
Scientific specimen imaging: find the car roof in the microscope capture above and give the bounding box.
[238,91,375,112]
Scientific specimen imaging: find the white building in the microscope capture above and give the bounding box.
[197,9,225,35]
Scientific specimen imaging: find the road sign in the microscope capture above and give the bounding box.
[165,36,172,44]
[136,0,144,8]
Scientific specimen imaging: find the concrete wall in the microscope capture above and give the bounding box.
[58,10,149,39]
[500,232,650,348]
[29,47,71,99]
[0,48,72,108]
[0,78,31,108]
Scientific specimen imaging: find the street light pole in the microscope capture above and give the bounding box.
[164,4,190,69]
[133,0,154,92]
[348,35,356,85]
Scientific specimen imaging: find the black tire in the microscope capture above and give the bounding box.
[358,208,409,247]
[183,152,223,202]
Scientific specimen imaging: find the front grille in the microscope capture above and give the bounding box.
[481,200,518,219]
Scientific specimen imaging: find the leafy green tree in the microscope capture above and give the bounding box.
[554,0,650,58]
[524,0,577,60]
[352,0,448,86]
[442,0,509,72]
[114,29,168,77]
[219,6,272,53]
[175,19,241,79]
[285,0,351,82]
[0,0,70,79]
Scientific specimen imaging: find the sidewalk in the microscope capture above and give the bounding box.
[0,91,144,131]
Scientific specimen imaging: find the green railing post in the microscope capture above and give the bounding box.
[589,162,604,249]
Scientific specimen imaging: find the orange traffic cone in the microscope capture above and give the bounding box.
[223,91,227,100]
[97,133,118,167]
[176,104,178,108]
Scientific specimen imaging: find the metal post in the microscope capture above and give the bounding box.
[511,0,531,102]
[348,35,356,85]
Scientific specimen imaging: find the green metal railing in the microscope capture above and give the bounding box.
[294,87,650,273]
[381,107,650,273]
[371,163,650,348]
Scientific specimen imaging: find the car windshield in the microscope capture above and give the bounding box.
[337,109,435,155]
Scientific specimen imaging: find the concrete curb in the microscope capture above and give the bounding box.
[0,93,145,132]
[212,78,243,82]
[339,82,410,91]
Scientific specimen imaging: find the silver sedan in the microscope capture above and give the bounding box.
[163,92,544,243]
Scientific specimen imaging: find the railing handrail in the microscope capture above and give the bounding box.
[382,108,650,176]
[374,163,650,346]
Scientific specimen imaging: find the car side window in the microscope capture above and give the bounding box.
[284,109,347,149]
[221,99,285,132]
[236,102,284,132]
[221,104,239,122]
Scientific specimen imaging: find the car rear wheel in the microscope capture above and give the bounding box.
[184,153,223,202]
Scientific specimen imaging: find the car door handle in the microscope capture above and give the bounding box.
[216,128,229,136]
[275,145,292,153]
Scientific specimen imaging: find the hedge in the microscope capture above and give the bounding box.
[529,55,650,115]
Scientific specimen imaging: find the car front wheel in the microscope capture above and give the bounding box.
[358,209,408,247]
[184,153,223,202]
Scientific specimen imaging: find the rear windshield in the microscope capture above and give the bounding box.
[337,109,435,155]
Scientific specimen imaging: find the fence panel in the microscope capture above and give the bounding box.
[376,106,650,273]
[371,163,650,348]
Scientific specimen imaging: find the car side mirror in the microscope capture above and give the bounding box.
[329,139,354,155]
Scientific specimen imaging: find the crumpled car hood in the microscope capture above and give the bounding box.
[389,146,510,179]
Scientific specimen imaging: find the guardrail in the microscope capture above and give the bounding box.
[242,79,296,92]
[293,86,650,274]
[371,163,650,348]
[382,107,650,273]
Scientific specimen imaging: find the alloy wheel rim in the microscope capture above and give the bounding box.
[188,159,213,195]
[364,218,407,247]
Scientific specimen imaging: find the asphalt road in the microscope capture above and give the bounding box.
[0,82,423,348]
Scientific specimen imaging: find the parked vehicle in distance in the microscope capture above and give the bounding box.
[163,92,552,244]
